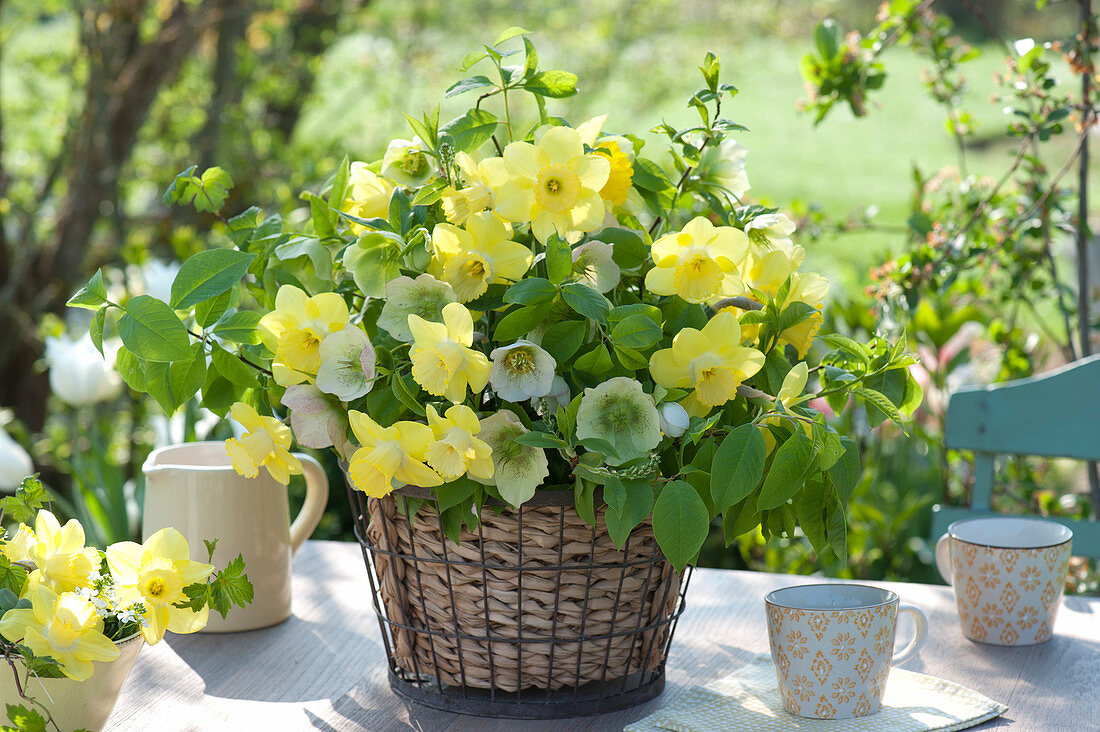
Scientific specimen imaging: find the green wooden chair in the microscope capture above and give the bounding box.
[930,353,1100,557]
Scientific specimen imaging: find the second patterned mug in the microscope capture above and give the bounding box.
[935,516,1072,646]
[765,583,927,720]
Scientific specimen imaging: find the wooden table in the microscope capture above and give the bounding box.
[106,541,1100,731]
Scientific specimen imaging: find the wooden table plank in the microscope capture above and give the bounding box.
[106,541,1100,731]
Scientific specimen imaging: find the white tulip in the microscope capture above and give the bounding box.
[0,428,32,492]
[45,333,123,407]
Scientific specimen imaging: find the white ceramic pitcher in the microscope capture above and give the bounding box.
[142,441,328,632]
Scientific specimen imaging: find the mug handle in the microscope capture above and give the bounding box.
[289,454,329,554]
[934,534,952,584]
[892,604,928,665]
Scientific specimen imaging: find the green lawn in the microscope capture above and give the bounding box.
[299,2,1088,296]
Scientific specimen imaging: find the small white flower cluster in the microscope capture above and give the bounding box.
[78,571,143,626]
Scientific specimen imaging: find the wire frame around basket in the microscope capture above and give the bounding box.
[345,480,693,719]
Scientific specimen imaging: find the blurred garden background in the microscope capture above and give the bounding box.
[1,0,1096,591]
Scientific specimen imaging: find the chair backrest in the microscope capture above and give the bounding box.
[930,353,1100,558]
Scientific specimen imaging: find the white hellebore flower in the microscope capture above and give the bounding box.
[382,136,432,188]
[474,410,549,507]
[745,213,797,250]
[576,377,661,466]
[45,333,122,407]
[658,402,690,438]
[315,326,377,402]
[489,340,556,403]
[377,275,458,342]
[0,428,32,492]
[531,375,570,414]
[281,385,347,451]
[696,138,750,199]
[571,240,620,293]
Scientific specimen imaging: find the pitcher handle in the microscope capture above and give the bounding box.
[289,454,329,554]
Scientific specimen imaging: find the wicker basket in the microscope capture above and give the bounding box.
[345,481,692,719]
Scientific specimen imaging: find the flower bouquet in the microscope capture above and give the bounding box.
[69,29,919,716]
[0,476,252,731]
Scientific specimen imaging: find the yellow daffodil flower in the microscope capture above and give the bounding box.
[26,511,101,593]
[259,285,351,386]
[107,528,214,645]
[346,410,443,497]
[645,216,748,304]
[424,404,494,481]
[342,162,396,234]
[741,239,805,297]
[594,139,634,208]
[224,402,303,485]
[1,523,36,565]
[649,311,765,417]
[492,126,610,242]
[0,582,120,681]
[428,212,533,302]
[408,302,490,404]
[778,272,830,357]
[441,153,509,225]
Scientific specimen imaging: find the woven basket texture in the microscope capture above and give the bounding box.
[365,493,681,692]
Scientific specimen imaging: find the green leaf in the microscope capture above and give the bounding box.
[4,704,48,732]
[440,109,499,153]
[211,343,261,388]
[576,436,619,461]
[819,334,869,365]
[495,26,532,45]
[613,345,648,371]
[0,558,27,599]
[700,51,720,91]
[212,310,262,345]
[494,303,552,342]
[194,291,233,328]
[115,346,146,391]
[445,75,495,98]
[503,278,557,306]
[540,320,586,363]
[1,476,49,525]
[777,301,818,333]
[391,371,426,416]
[652,480,710,571]
[512,431,568,449]
[119,295,192,362]
[604,475,627,516]
[854,386,904,427]
[795,479,829,555]
[604,478,655,549]
[756,431,813,510]
[710,424,766,512]
[195,166,233,212]
[275,235,333,281]
[89,306,106,356]
[523,69,579,98]
[545,235,573,285]
[328,155,350,209]
[170,249,256,310]
[209,553,254,619]
[144,343,207,413]
[574,478,596,527]
[722,497,760,546]
[610,313,662,349]
[561,283,610,325]
[814,20,842,61]
[411,178,450,206]
[827,496,847,564]
[631,158,675,193]
[827,437,860,505]
[596,228,648,270]
[66,269,108,310]
[574,343,612,375]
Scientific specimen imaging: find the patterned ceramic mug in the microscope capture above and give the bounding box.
[935,516,1072,646]
[765,584,927,720]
